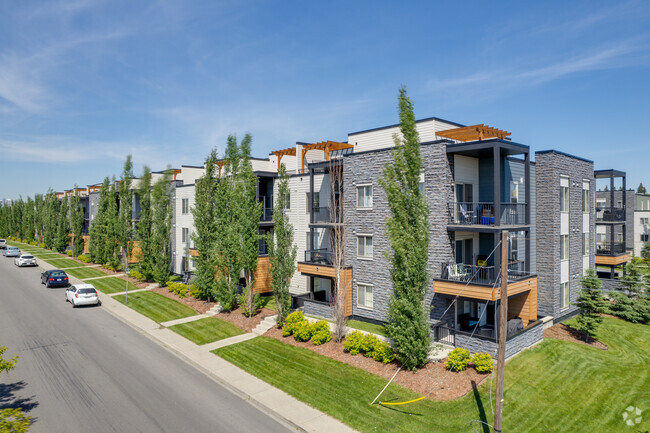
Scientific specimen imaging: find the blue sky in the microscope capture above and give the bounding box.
[1,0,649,199]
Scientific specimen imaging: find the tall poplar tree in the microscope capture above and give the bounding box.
[192,149,219,300]
[237,134,263,317]
[105,177,120,268]
[268,163,297,326]
[22,197,35,242]
[55,196,70,252]
[151,169,173,286]
[379,86,431,370]
[89,177,111,263]
[43,191,59,249]
[118,155,134,270]
[70,187,85,256]
[136,166,155,281]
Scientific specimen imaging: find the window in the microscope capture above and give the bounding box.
[307,231,321,250]
[617,233,623,242]
[357,235,373,258]
[582,189,589,213]
[357,284,373,309]
[560,282,569,309]
[641,234,649,242]
[182,227,189,244]
[357,185,373,209]
[583,233,589,256]
[306,192,320,213]
[641,217,649,225]
[510,182,519,204]
[560,180,569,212]
[182,198,189,214]
[418,172,425,194]
[560,235,569,260]
[284,192,291,209]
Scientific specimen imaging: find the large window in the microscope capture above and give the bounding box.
[357,235,373,259]
[306,192,320,213]
[583,233,589,256]
[182,227,189,244]
[357,283,373,309]
[560,282,569,309]
[510,182,519,204]
[560,181,569,212]
[357,185,373,209]
[284,192,291,209]
[182,198,189,214]
[582,188,589,213]
[560,235,569,260]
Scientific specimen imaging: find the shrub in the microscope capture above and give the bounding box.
[293,320,314,342]
[30,241,37,246]
[361,333,379,356]
[38,243,45,249]
[343,331,365,355]
[78,254,91,263]
[372,341,396,364]
[239,291,263,317]
[66,250,73,256]
[445,348,470,372]
[310,320,332,345]
[188,284,201,299]
[282,311,305,336]
[128,269,143,281]
[167,281,188,298]
[21,238,28,244]
[471,352,494,373]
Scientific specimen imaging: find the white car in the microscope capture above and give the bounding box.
[14,254,37,267]
[0,239,6,249]
[66,284,101,308]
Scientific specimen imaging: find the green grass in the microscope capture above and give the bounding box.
[89,277,139,294]
[66,267,107,279]
[214,317,650,433]
[113,291,197,323]
[169,317,245,345]
[346,319,388,337]
[43,258,83,268]
[259,296,277,311]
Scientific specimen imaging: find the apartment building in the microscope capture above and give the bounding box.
[634,194,650,257]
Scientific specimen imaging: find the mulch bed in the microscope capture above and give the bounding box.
[150,287,217,314]
[543,323,608,350]
[215,307,276,332]
[265,327,489,401]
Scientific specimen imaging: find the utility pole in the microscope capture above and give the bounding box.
[494,230,509,433]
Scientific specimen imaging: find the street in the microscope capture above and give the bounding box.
[0,256,294,433]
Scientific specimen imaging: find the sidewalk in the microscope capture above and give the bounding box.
[38,259,357,433]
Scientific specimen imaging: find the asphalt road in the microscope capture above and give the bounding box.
[0,255,294,433]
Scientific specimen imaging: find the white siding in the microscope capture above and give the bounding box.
[634,210,650,256]
[179,166,206,185]
[173,185,196,274]
[453,155,479,201]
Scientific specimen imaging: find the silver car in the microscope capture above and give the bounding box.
[66,284,101,308]
[14,254,37,267]
[0,239,6,249]
[3,246,20,257]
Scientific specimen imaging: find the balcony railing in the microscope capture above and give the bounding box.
[304,249,332,265]
[440,261,529,285]
[596,241,626,256]
[596,205,625,222]
[311,206,343,224]
[448,202,527,226]
[260,207,273,222]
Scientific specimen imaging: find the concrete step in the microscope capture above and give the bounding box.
[252,315,277,336]
[207,304,222,315]
[429,343,454,362]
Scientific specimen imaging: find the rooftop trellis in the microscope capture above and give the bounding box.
[437,124,510,142]
[271,141,353,172]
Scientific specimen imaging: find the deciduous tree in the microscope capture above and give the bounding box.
[151,169,173,286]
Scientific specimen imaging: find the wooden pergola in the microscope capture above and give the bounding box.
[271,141,353,172]
[437,124,510,142]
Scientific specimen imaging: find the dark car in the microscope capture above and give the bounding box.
[41,270,70,288]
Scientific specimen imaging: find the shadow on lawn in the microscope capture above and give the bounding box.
[471,380,490,433]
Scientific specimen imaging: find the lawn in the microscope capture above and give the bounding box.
[43,258,83,269]
[66,267,107,279]
[214,317,650,433]
[346,319,388,337]
[259,295,276,311]
[113,291,197,323]
[89,277,139,294]
[169,317,244,345]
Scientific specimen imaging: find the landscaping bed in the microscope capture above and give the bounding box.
[543,323,608,350]
[265,326,487,401]
[215,306,276,332]
[151,286,217,314]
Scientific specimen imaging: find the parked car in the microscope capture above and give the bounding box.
[14,254,37,267]
[0,239,6,249]
[41,270,69,288]
[3,246,20,257]
[65,284,100,308]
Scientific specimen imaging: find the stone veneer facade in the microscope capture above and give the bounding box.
[535,151,595,319]
[342,140,455,324]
